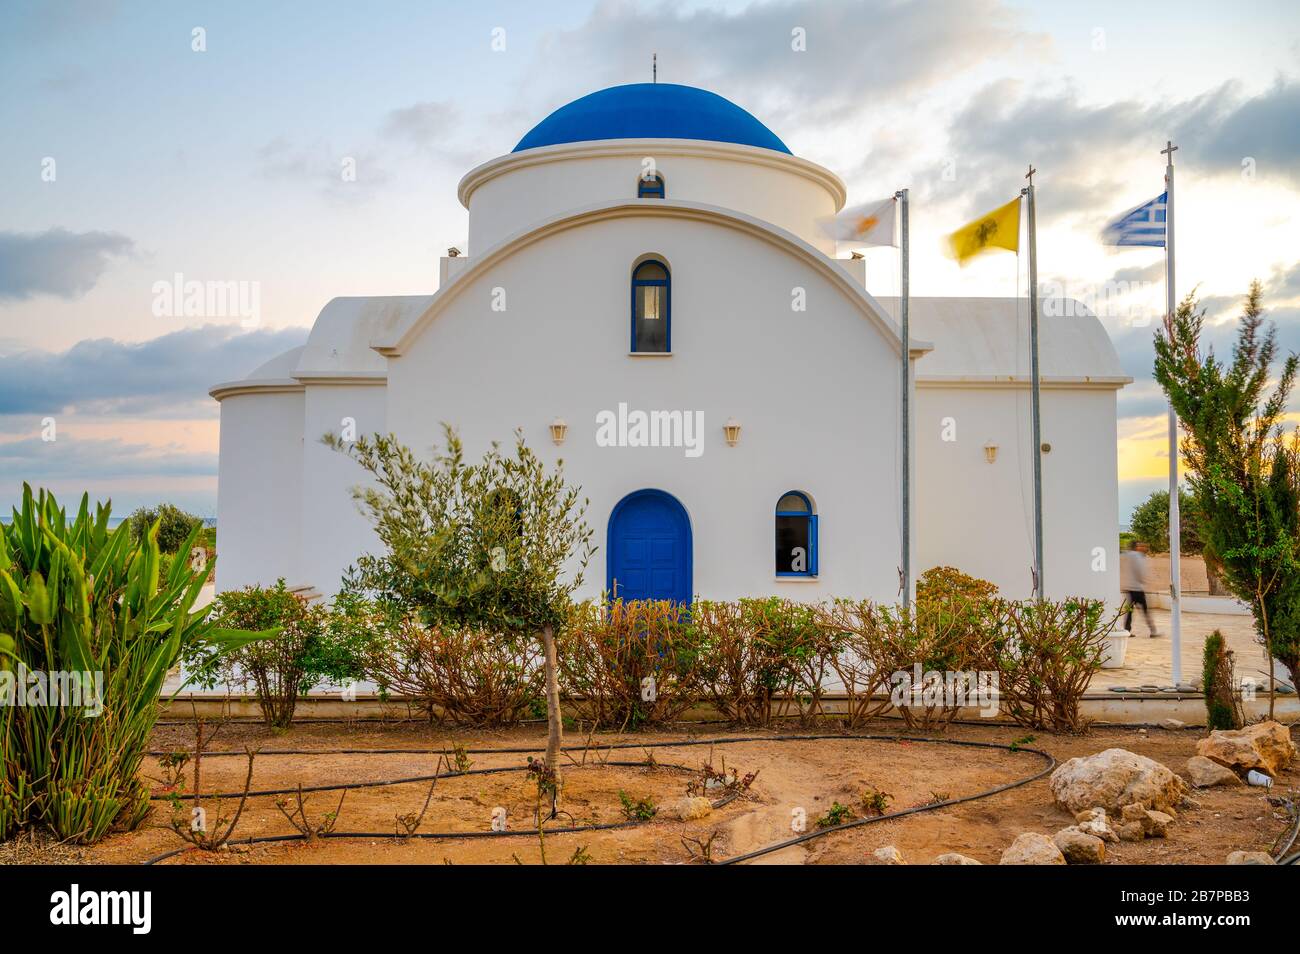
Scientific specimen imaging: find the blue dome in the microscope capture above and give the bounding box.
[513,84,791,154]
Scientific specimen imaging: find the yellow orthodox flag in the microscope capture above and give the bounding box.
[946,196,1021,265]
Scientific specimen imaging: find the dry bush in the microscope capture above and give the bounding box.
[987,598,1118,732]
[693,598,839,726]
[815,600,899,728]
[859,601,995,731]
[757,599,836,725]
[559,599,704,728]
[359,610,544,726]
[693,600,784,726]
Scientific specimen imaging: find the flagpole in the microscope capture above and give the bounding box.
[1163,140,1182,684]
[897,188,912,605]
[1023,167,1045,598]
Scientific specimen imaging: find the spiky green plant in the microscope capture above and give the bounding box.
[0,484,265,843]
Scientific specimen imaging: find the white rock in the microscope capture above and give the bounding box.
[1050,748,1188,815]
[1073,807,1118,843]
[867,845,904,865]
[1053,827,1106,864]
[1185,755,1244,788]
[999,832,1066,865]
[1226,851,1276,865]
[670,796,713,821]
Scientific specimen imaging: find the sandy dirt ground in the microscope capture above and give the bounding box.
[3,718,1294,866]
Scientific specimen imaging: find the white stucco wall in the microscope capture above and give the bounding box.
[214,389,305,592]
[298,383,387,595]
[914,384,1121,603]
[385,210,904,602]
[461,141,844,257]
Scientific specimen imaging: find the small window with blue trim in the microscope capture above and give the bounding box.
[638,173,665,198]
[775,491,817,576]
[631,259,670,353]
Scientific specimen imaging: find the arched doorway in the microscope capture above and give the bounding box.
[606,489,692,604]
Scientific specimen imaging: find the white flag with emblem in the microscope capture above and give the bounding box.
[819,197,897,247]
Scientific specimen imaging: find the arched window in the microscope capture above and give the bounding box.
[775,491,817,576]
[638,173,665,198]
[631,260,670,353]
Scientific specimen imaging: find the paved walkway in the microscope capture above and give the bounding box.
[1094,605,1281,690]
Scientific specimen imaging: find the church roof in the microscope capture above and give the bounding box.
[898,298,1130,385]
[513,83,791,154]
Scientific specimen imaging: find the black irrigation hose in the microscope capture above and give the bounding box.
[141,733,1055,865]
[142,779,742,866]
[148,731,1055,761]
[717,744,1057,864]
[148,759,693,801]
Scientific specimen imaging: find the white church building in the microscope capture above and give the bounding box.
[211,83,1130,607]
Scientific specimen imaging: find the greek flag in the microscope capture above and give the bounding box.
[1102,192,1167,247]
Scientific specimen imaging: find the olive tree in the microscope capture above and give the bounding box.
[326,425,592,781]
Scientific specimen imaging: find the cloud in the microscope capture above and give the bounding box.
[0,324,309,416]
[1108,302,1300,421]
[1180,79,1300,186]
[941,78,1300,221]
[0,228,134,301]
[255,138,390,202]
[525,0,1048,132]
[1109,261,1165,286]
[0,434,216,481]
[381,100,460,147]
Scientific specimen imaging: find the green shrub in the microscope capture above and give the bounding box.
[0,485,262,843]
[917,565,998,609]
[1128,489,1204,555]
[1202,630,1243,730]
[183,579,364,728]
[127,503,204,555]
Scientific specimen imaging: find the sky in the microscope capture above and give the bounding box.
[2,0,1299,521]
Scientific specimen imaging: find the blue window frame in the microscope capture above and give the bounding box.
[638,173,665,198]
[631,259,670,353]
[775,491,817,576]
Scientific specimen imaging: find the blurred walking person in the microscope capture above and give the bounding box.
[1121,541,1160,637]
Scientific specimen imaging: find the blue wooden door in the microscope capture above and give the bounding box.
[607,490,692,604]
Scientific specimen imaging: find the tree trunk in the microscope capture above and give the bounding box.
[541,624,563,781]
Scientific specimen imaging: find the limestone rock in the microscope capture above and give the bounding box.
[1115,821,1146,842]
[1050,748,1188,815]
[868,845,904,865]
[1186,755,1243,788]
[999,832,1066,865]
[1160,718,1186,730]
[1226,850,1276,865]
[1053,827,1106,864]
[1118,802,1173,838]
[1144,810,1174,838]
[670,796,713,821]
[932,852,982,865]
[1073,807,1118,843]
[1196,721,1297,777]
